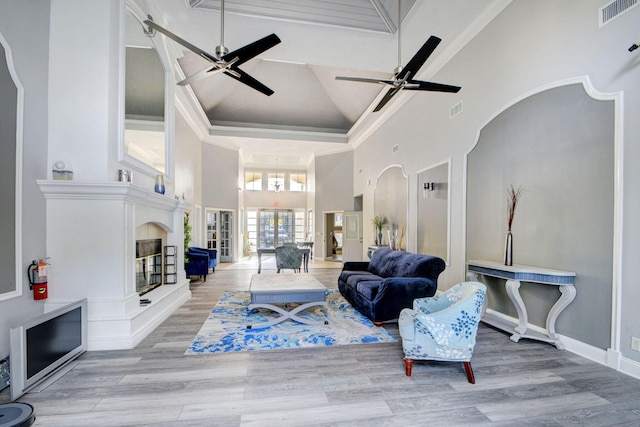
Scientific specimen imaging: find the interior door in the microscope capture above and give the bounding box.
[206,210,217,251]
[220,211,233,262]
[342,211,363,262]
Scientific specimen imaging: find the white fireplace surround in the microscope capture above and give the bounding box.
[38,180,192,350]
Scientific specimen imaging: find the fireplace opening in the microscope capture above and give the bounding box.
[136,239,162,295]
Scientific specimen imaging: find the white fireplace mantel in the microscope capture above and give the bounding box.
[37,180,192,350]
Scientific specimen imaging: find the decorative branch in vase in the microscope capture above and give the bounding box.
[505,185,523,266]
[372,214,386,246]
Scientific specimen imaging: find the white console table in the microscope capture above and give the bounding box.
[467,260,576,349]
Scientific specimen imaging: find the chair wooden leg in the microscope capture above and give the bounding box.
[463,361,475,384]
[404,357,413,376]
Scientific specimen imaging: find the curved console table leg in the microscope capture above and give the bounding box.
[546,285,577,349]
[505,279,528,342]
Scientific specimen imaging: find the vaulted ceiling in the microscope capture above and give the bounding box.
[129,0,510,167]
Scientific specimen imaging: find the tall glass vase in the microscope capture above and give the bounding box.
[388,229,398,250]
[504,230,513,266]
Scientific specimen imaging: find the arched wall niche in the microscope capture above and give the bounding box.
[465,78,620,351]
[120,2,174,179]
[374,165,408,249]
[0,33,23,301]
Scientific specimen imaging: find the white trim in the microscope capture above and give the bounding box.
[374,164,410,250]
[463,76,624,369]
[121,3,174,180]
[481,308,639,380]
[620,355,640,380]
[0,32,24,302]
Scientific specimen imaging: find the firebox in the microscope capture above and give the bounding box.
[136,239,162,295]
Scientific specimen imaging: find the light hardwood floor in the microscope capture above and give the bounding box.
[3,262,640,426]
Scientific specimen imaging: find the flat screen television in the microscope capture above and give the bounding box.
[10,298,87,400]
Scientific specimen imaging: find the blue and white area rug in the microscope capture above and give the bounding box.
[185,290,396,354]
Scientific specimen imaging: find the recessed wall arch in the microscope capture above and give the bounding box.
[0,32,24,301]
[374,164,409,249]
[119,2,175,179]
[463,76,622,359]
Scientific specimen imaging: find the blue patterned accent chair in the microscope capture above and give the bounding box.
[275,245,302,273]
[399,281,486,384]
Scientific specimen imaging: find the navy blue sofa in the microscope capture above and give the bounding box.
[338,248,446,325]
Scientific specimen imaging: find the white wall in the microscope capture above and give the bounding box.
[0,0,51,355]
[315,151,354,258]
[174,111,201,204]
[353,0,640,371]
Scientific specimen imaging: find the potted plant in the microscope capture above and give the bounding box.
[372,214,386,245]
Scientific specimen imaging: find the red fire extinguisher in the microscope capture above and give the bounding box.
[28,259,49,300]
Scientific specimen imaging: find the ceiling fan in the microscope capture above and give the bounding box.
[335,2,460,112]
[144,0,281,96]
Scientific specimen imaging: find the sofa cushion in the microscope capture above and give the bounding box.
[339,270,375,284]
[356,280,382,300]
[369,248,444,278]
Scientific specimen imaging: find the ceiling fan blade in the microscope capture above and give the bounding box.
[222,33,281,67]
[373,86,402,112]
[405,80,461,93]
[335,76,396,85]
[396,36,441,80]
[177,66,223,86]
[144,19,218,63]
[224,67,275,96]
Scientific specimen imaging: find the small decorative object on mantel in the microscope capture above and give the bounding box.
[372,214,386,246]
[505,185,523,266]
[52,161,73,180]
[154,174,165,195]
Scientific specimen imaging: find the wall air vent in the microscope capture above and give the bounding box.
[599,0,637,26]
[450,100,463,119]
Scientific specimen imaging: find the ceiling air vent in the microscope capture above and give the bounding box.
[450,100,463,119]
[599,0,638,26]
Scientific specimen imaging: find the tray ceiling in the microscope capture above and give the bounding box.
[128,0,510,166]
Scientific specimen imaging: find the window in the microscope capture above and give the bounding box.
[246,211,257,252]
[289,173,306,192]
[295,211,305,242]
[268,172,285,192]
[245,171,262,191]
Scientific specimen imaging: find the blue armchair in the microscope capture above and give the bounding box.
[399,281,486,383]
[188,247,217,272]
[184,250,210,280]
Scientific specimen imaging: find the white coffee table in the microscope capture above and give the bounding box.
[247,273,328,329]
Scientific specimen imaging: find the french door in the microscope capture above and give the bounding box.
[258,209,293,248]
[205,209,234,263]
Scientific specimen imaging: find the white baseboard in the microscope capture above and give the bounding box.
[482,309,640,380]
[619,355,640,380]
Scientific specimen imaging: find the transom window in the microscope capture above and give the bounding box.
[245,171,262,191]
